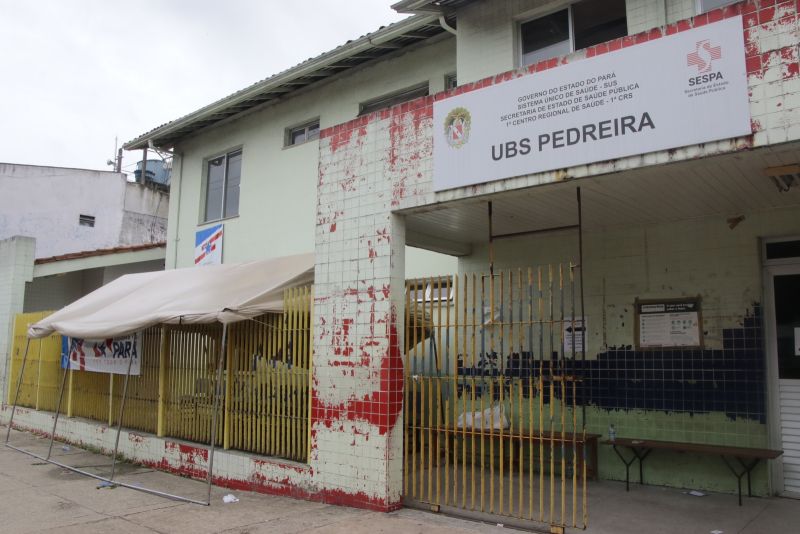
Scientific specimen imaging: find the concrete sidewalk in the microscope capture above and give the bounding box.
[0,426,796,534]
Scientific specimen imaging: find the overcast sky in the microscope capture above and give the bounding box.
[0,1,406,173]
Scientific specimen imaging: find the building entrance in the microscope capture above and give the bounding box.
[764,239,800,496]
[403,264,589,532]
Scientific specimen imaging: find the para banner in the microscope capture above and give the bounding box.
[61,333,142,375]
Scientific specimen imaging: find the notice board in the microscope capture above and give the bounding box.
[635,297,702,349]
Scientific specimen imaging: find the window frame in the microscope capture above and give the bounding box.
[284,118,320,148]
[696,0,738,15]
[202,147,242,224]
[444,72,458,91]
[517,0,628,68]
[407,278,455,303]
[358,83,430,116]
[518,4,575,68]
[762,236,800,267]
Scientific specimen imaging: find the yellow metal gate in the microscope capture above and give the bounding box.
[7,286,313,464]
[404,265,588,532]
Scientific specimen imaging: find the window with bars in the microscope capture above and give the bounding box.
[204,149,242,222]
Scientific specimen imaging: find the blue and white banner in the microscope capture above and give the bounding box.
[195,223,223,266]
[61,334,142,375]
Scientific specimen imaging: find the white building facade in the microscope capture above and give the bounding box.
[6,0,795,529]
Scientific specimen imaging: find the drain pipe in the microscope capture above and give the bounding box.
[438,15,456,35]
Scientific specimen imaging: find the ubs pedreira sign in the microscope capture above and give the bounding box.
[433,16,751,192]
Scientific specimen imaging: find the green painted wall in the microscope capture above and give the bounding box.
[166,36,458,277]
[446,207,800,495]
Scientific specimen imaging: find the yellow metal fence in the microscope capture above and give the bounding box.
[404,267,588,531]
[7,286,313,463]
[7,311,63,412]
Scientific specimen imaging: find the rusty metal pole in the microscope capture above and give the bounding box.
[207,322,228,504]
[140,147,147,183]
[488,201,494,277]
[5,338,31,443]
[576,189,586,385]
[46,358,71,460]
[109,347,136,481]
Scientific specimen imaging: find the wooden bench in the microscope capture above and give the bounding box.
[443,429,601,480]
[603,437,783,505]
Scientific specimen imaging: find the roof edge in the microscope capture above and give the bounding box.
[35,242,166,265]
[392,1,446,14]
[124,14,439,151]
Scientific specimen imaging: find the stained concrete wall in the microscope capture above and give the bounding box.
[0,164,168,259]
[119,182,169,246]
[0,164,126,259]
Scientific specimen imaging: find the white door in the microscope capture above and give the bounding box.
[765,246,800,496]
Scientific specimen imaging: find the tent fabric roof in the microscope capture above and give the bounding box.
[28,253,314,340]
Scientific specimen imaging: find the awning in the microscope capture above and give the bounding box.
[28,253,314,339]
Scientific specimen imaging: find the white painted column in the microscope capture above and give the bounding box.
[0,236,35,406]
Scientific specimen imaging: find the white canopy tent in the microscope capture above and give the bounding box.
[6,253,315,505]
[28,253,315,339]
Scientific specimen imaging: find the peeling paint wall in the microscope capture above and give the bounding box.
[314,98,435,507]
[391,1,800,210]
[311,1,800,505]
[6,1,799,510]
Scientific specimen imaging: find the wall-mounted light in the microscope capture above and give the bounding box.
[763,164,800,192]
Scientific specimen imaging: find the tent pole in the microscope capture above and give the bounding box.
[109,347,136,481]
[5,338,31,444]
[6,442,210,505]
[46,358,71,460]
[207,323,228,505]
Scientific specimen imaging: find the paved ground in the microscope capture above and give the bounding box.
[1,426,797,533]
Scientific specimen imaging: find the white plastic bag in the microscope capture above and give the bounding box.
[456,403,509,430]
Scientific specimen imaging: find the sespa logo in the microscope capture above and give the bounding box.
[443,107,471,148]
[687,39,724,86]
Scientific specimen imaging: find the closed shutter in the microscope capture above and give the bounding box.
[780,379,800,494]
